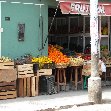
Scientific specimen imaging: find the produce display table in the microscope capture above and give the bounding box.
[70,65,83,90]
[55,68,67,92]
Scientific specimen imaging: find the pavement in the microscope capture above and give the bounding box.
[0,85,111,111]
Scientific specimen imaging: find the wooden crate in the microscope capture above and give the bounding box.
[0,62,14,69]
[37,69,52,76]
[0,81,16,91]
[0,69,17,82]
[82,61,103,76]
[16,64,34,78]
[0,90,17,100]
[17,76,39,97]
[82,62,91,76]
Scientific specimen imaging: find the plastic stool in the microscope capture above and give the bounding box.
[83,76,90,89]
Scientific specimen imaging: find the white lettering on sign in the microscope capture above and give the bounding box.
[98,5,105,14]
[71,3,105,14]
[85,5,89,13]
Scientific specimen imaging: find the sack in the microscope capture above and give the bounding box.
[99,60,106,73]
[101,62,106,72]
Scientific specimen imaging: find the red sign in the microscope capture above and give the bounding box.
[59,1,111,16]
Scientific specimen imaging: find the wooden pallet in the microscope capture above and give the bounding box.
[0,69,17,82]
[16,64,34,78]
[0,62,14,69]
[37,69,52,76]
[0,89,17,100]
[0,81,16,91]
[17,76,39,97]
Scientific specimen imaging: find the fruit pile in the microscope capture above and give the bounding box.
[54,44,63,50]
[101,26,108,35]
[0,56,12,62]
[69,56,84,66]
[48,45,69,64]
[32,56,52,63]
[32,56,53,69]
[83,55,91,60]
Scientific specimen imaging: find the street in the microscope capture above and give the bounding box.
[0,86,111,111]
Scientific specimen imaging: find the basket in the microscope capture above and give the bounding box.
[55,63,68,68]
[69,62,83,67]
[82,61,91,76]
[42,63,55,69]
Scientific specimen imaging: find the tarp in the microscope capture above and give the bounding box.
[59,0,111,16]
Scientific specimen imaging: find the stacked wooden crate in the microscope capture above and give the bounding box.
[0,62,17,100]
[16,64,38,97]
[37,69,52,76]
[37,63,54,76]
[16,64,34,78]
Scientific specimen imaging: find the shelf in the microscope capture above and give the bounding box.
[69,33,83,37]
[101,35,109,37]
[49,33,90,37]
[48,34,68,37]
[49,33,108,38]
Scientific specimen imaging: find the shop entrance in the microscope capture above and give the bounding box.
[48,7,111,56]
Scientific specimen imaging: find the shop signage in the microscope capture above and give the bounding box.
[60,1,111,16]
[71,3,105,14]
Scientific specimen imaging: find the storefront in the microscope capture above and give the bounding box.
[48,0,111,56]
[47,0,111,89]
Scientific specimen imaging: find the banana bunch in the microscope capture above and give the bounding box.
[32,56,52,64]
[32,56,53,69]
[0,56,12,62]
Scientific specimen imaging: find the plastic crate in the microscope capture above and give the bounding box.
[83,75,90,89]
[39,75,56,95]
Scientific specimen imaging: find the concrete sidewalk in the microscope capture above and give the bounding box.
[0,87,111,111]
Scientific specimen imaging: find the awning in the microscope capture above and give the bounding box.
[59,0,111,16]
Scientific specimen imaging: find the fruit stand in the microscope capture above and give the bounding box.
[0,44,110,99]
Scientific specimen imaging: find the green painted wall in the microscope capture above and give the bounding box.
[1,0,58,58]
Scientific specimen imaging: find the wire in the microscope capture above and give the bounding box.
[38,2,60,52]
[48,2,60,34]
